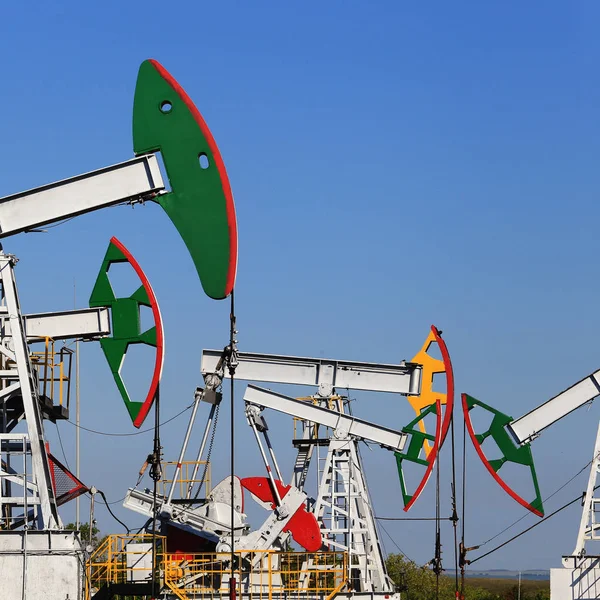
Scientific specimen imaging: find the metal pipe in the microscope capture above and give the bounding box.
[263,428,283,482]
[347,442,352,583]
[75,338,80,528]
[151,385,161,600]
[247,415,282,506]
[186,402,217,499]
[166,389,203,505]
[74,281,81,529]
[22,436,28,600]
[88,490,95,545]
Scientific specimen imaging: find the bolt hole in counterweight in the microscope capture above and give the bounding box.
[198,152,210,169]
[160,100,173,113]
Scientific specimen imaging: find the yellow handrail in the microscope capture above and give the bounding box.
[87,535,348,600]
[163,549,347,600]
[86,533,165,599]
[160,460,211,498]
[30,337,73,409]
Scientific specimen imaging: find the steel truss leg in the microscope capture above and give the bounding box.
[570,421,600,559]
[311,438,390,593]
[0,253,59,529]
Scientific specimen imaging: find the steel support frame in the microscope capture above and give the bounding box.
[563,422,600,564]
[0,254,59,529]
[310,438,390,593]
[242,385,399,592]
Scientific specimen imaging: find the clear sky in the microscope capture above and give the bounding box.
[1,0,599,572]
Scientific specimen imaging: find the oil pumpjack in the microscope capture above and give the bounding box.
[122,345,446,600]
[0,59,455,600]
[464,369,600,599]
[0,58,238,599]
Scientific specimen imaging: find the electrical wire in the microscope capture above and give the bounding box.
[450,412,459,598]
[55,424,72,471]
[476,453,597,548]
[228,289,238,600]
[151,384,161,599]
[65,401,193,436]
[26,216,78,231]
[27,201,131,234]
[97,490,130,534]
[191,402,220,501]
[355,415,392,570]
[377,518,412,561]
[468,489,589,565]
[434,426,441,600]
[101,495,127,506]
[460,414,467,599]
[376,517,453,521]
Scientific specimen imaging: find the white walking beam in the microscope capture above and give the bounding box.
[0,154,164,238]
[243,384,408,452]
[18,308,111,341]
[509,369,600,444]
[202,350,422,396]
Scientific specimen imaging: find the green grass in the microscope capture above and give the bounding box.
[463,577,549,600]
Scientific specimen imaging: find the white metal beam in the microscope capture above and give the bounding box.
[18,308,111,341]
[202,350,422,396]
[0,154,164,238]
[243,385,408,452]
[509,370,600,444]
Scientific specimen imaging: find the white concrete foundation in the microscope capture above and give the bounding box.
[551,558,600,600]
[0,530,84,600]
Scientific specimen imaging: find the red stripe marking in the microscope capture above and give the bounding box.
[110,237,164,429]
[403,325,454,511]
[461,393,543,517]
[432,325,454,448]
[148,59,237,297]
[46,443,57,494]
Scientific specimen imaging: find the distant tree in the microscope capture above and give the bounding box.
[385,554,500,600]
[65,522,108,556]
[65,522,99,543]
[386,553,454,600]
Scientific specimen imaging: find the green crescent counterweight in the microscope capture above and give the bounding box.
[133,59,238,300]
[89,237,165,428]
[462,393,544,516]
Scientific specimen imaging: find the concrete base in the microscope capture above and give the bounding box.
[0,530,84,600]
[551,558,600,600]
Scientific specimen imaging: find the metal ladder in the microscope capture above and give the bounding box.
[0,253,59,529]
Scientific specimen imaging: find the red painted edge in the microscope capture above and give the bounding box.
[461,393,543,517]
[403,398,442,512]
[432,325,455,448]
[148,59,238,298]
[46,443,57,495]
[403,325,454,512]
[110,237,165,429]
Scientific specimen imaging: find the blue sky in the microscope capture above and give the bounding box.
[1,1,599,571]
